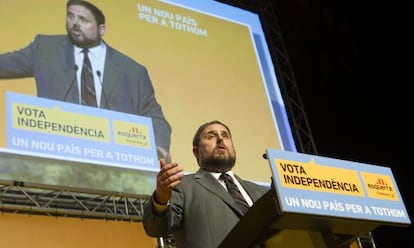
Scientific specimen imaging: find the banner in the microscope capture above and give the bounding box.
[267,148,411,226]
[6,92,158,172]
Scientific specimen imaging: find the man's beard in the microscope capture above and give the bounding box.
[201,154,236,173]
[67,28,100,48]
[68,34,99,48]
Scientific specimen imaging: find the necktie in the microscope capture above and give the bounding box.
[81,48,97,107]
[220,173,250,216]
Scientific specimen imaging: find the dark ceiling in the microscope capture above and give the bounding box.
[219,0,413,247]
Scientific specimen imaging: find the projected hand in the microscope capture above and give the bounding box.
[154,159,184,205]
[156,146,172,164]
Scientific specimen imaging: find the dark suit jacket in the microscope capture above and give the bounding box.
[143,168,269,248]
[0,34,171,151]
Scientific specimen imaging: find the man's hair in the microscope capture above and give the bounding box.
[67,0,106,25]
[192,120,232,147]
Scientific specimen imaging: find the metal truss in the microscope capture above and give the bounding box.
[260,3,318,155]
[337,233,377,248]
[0,179,149,222]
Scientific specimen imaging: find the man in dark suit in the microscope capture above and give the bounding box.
[143,120,269,248]
[0,0,171,158]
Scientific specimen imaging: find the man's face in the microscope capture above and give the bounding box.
[193,123,236,172]
[66,5,104,48]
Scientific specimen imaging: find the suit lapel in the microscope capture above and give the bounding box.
[195,169,246,217]
[62,37,79,104]
[100,44,120,108]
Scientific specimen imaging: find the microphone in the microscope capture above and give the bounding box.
[96,70,111,109]
[62,65,79,102]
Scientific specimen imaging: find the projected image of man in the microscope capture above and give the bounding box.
[0,0,171,158]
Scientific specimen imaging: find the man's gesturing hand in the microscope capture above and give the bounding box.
[154,159,184,205]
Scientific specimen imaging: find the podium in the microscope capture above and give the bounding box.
[219,149,411,247]
[219,187,380,248]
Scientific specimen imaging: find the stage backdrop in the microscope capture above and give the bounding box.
[0,0,295,194]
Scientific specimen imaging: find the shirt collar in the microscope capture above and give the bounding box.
[210,171,235,180]
[74,42,105,60]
